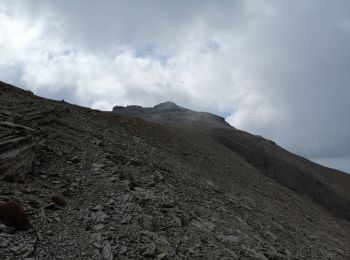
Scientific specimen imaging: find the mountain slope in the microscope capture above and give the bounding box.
[114,102,350,222]
[1,81,350,259]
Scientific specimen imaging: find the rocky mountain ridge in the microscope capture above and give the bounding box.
[113,101,231,129]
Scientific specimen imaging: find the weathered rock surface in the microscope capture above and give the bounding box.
[0,121,36,182]
[1,81,350,259]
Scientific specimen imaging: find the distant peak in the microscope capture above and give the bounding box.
[153,101,186,111]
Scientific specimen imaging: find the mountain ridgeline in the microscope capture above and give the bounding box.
[1,81,350,259]
[113,102,232,129]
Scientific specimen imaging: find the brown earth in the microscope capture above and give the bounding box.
[1,81,350,259]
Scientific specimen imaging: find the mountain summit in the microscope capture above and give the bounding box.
[113,102,232,128]
[153,101,186,111]
[1,81,350,259]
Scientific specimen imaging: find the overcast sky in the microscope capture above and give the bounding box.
[1,0,350,172]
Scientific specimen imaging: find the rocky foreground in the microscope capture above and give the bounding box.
[0,81,350,259]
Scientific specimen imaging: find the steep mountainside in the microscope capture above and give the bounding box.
[114,102,350,223]
[1,81,350,259]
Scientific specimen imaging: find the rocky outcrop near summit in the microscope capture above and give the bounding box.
[113,101,232,129]
[1,81,350,259]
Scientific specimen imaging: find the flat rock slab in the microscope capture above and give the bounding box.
[0,121,36,182]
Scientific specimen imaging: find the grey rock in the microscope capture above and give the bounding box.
[0,121,36,182]
[91,211,108,223]
[119,246,128,254]
[101,241,113,260]
[217,234,240,243]
[92,205,103,211]
[157,252,168,260]
[161,201,175,208]
[141,242,157,258]
[70,156,80,164]
[93,224,105,231]
[139,214,154,231]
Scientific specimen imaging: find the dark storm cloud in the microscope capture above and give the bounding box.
[0,0,350,172]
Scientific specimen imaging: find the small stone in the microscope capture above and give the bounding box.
[119,246,128,254]
[92,232,103,242]
[94,242,102,249]
[2,188,14,196]
[235,216,250,228]
[174,216,183,227]
[146,182,156,187]
[0,223,7,231]
[28,199,40,209]
[43,203,59,210]
[92,163,104,171]
[10,244,25,253]
[121,215,132,224]
[106,199,115,206]
[22,187,36,194]
[157,252,168,260]
[71,157,80,164]
[94,224,105,231]
[71,182,79,188]
[154,172,164,182]
[217,234,240,243]
[139,214,154,231]
[95,211,108,223]
[161,201,175,208]
[92,205,103,211]
[108,177,118,183]
[142,243,157,258]
[101,241,113,260]
[0,239,9,247]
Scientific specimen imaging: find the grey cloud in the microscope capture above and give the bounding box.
[232,1,350,159]
[19,0,244,51]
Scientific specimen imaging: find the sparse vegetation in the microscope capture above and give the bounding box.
[51,195,66,206]
[0,200,30,230]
